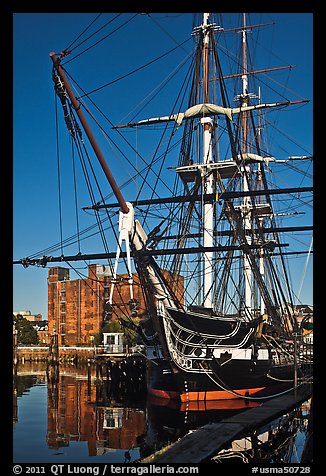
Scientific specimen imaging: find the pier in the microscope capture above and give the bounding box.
[16,345,105,363]
[87,353,147,404]
[140,385,312,463]
[15,335,146,365]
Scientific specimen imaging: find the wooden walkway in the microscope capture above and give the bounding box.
[140,385,312,464]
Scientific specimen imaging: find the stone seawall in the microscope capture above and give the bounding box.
[17,346,105,363]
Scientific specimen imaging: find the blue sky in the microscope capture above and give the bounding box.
[13,12,313,318]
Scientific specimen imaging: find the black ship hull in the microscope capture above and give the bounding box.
[142,306,297,402]
[146,356,295,401]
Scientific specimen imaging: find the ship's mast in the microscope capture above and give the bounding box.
[201,13,214,309]
[240,13,253,315]
[257,86,266,315]
[50,53,129,215]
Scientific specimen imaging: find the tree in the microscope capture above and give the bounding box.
[13,315,39,345]
[121,317,140,346]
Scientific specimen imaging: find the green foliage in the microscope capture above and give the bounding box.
[92,332,103,347]
[13,315,39,345]
[104,320,122,333]
[122,317,140,345]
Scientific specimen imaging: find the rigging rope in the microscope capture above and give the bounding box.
[36,12,314,324]
[63,13,104,54]
[71,136,81,254]
[63,13,138,65]
[64,13,110,54]
[54,92,64,255]
[62,67,176,202]
[64,261,133,325]
[147,13,190,54]
[297,236,313,303]
[199,361,311,401]
[53,74,146,301]
[76,37,192,99]
[69,112,115,259]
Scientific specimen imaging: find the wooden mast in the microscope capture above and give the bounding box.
[241,13,253,315]
[242,13,248,154]
[201,13,214,309]
[49,52,129,215]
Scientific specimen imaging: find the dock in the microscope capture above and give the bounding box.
[140,385,312,463]
[16,346,102,363]
[15,346,145,364]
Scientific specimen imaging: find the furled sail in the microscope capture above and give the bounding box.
[113,99,308,128]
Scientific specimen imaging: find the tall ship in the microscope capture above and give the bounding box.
[15,13,313,402]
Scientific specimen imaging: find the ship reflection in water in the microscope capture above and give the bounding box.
[13,362,311,463]
[211,401,312,464]
[142,396,260,460]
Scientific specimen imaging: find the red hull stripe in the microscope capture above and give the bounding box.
[180,387,266,401]
[147,394,260,411]
[148,388,180,400]
[148,386,266,401]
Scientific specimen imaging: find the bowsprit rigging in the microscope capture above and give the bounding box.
[14,12,313,402]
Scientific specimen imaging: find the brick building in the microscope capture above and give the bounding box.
[48,264,184,346]
[48,264,144,346]
[47,375,146,454]
[33,321,50,345]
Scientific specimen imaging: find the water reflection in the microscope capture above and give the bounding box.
[13,362,147,462]
[13,362,311,463]
[211,401,311,463]
[46,364,147,458]
[141,396,260,460]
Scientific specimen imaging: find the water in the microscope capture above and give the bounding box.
[13,362,311,464]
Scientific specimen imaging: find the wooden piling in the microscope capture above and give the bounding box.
[13,326,18,373]
[48,331,59,365]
